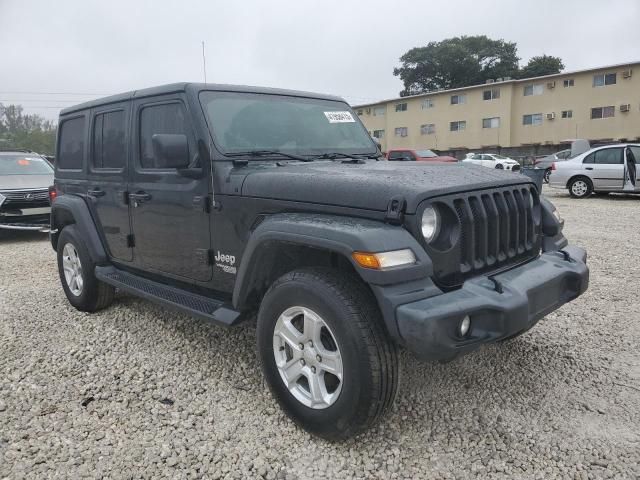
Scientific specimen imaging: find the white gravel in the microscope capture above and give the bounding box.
[1,186,639,479]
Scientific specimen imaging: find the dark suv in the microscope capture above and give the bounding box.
[50,83,589,440]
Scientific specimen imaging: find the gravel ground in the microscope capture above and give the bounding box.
[1,187,639,479]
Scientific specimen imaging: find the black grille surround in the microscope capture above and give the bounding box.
[0,189,50,210]
[418,184,542,288]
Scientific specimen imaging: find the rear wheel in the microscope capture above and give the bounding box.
[257,268,399,440]
[568,177,593,198]
[57,226,114,312]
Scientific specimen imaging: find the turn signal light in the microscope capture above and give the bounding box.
[352,249,416,270]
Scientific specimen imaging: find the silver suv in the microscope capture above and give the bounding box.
[549,144,639,198]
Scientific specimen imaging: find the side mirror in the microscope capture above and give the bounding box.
[152,134,190,169]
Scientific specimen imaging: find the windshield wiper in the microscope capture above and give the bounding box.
[225,150,312,162]
[310,152,381,163]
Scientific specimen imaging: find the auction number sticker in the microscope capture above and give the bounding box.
[324,111,355,123]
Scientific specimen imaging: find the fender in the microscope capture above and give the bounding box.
[232,213,433,309]
[50,195,108,264]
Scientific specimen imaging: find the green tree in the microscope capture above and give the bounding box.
[518,55,564,79]
[0,104,57,155]
[393,36,520,96]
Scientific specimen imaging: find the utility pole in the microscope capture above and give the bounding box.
[202,41,207,83]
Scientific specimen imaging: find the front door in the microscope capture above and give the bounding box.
[583,147,624,190]
[85,103,132,262]
[129,96,212,282]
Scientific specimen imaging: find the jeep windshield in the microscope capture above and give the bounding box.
[199,91,378,158]
[0,155,53,175]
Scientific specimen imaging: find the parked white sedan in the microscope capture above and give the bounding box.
[462,153,521,171]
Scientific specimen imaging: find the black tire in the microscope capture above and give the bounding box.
[543,168,551,184]
[257,268,399,440]
[57,225,114,312]
[495,163,504,169]
[568,176,593,198]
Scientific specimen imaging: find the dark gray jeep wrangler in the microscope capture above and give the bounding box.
[50,83,589,440]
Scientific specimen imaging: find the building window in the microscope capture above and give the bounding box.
[356,109,363,116]
[561,110,573,119]
[483,88,500,100]
[523,84,544,96]
[373,106,386,116]
[450,94,466,105]
[420,124,436,135]
[450,121,466,132]
[593,73,616,87]
[591,106,615,119]
[373,129,385,139]
[421,98,434,109]
[395,103,408,112]
[523,113,543,126]
[563,79,575,87]
[482,117,500,129]
[394,127,408,137]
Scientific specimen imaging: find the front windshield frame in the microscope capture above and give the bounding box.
[198,91,378,159]
[0,155,54,175]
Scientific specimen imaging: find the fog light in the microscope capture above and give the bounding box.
[459,316,471,337]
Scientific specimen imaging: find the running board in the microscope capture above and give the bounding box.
[95,266,241,327]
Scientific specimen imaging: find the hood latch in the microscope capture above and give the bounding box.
[385,195,406,225]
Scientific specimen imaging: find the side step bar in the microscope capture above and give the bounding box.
[95,266,242,327]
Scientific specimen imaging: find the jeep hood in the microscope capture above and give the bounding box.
[239,162,532,213]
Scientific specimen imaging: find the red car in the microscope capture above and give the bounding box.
[386,148,457,163]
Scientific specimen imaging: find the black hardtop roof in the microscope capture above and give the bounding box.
[60,82,346,116]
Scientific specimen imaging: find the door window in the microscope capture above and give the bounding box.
[139,103,189,169]
[593,148,623,164]
[93,110,126,169]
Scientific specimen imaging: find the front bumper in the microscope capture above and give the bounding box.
[395,245,589,361]
[0,208,51,232]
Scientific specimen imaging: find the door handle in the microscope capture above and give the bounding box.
[585,167,593,170]
[129,191,152,206]
[87,188,106,197]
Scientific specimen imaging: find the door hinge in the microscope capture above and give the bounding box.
[195,248,215,265]
[126,234,135,248]
[385,195,407,225]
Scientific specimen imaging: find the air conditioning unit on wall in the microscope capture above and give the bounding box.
[620,104,631,113]
[546,112,556,120]
[622,69,633,78]
[547,81,556,88]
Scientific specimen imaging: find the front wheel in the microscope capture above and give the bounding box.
[257,268,399,440]
[544,168,551,183]
[495,163,504,169]
[568,177,593,198]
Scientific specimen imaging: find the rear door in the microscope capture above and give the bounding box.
[86,103,132,262]
[129,96,212,282]
[583,147,624,190]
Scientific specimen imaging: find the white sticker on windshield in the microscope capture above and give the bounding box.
[324,111,355,123]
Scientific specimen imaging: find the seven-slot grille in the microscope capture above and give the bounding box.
[430,185,541,287]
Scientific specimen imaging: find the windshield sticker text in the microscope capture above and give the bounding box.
[324,111,355,123]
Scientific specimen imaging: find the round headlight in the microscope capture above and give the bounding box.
[421,206,440,243]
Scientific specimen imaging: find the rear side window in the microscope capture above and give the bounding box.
[93,110,126,169]
[58,117,85,170]
[139,103,188,169]
[584,148,623,164]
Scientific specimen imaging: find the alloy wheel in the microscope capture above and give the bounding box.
[272,306,343,409]
[571,180,588,197]
[62,243,84,296]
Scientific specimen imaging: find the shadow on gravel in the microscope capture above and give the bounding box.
[0,230,49,244]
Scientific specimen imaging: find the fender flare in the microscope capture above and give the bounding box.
[232,213,433,309]
[50,195,108,264]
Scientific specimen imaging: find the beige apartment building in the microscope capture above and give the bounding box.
[354,61,640,157]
